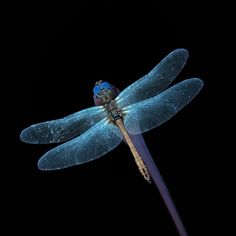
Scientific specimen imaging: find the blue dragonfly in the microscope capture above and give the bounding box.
[20,48,203,236]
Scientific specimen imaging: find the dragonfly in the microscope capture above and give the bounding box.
[20,48,203,236]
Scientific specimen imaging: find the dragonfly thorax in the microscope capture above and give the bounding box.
[103,100,123,121]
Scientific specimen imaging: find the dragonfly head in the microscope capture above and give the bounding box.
[93,80,113,97]
[93,80,120,106]
[95,80,104,86]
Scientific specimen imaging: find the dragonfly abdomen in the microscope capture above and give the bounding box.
[115,118,151,183]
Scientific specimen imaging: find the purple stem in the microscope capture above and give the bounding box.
[130,133,189,236]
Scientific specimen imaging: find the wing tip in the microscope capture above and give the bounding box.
[37,159,50,171]
[173,48,189,57]
[183,78,204,95]
[37,159,71,171]
[190,78,204,88]
[20,128,30,143]
[20,127,39,144]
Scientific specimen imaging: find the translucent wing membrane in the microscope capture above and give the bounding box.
[20,106,106,144]
[38,118,122,170]
[123,78,203,134]
[116,49,189,108]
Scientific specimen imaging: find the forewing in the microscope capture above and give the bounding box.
[20,106,106,144]
[116,48,189,108]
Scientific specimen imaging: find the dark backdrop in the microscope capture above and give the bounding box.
[8,2,227,236]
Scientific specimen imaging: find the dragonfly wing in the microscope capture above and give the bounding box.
[123,78,203,134]
[116,48,189,108]
[20,106,106,144]
[38,118,123,170]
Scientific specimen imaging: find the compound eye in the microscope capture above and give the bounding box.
[95,80,103,86]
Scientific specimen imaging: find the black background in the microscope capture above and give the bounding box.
[8,2,230,236]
